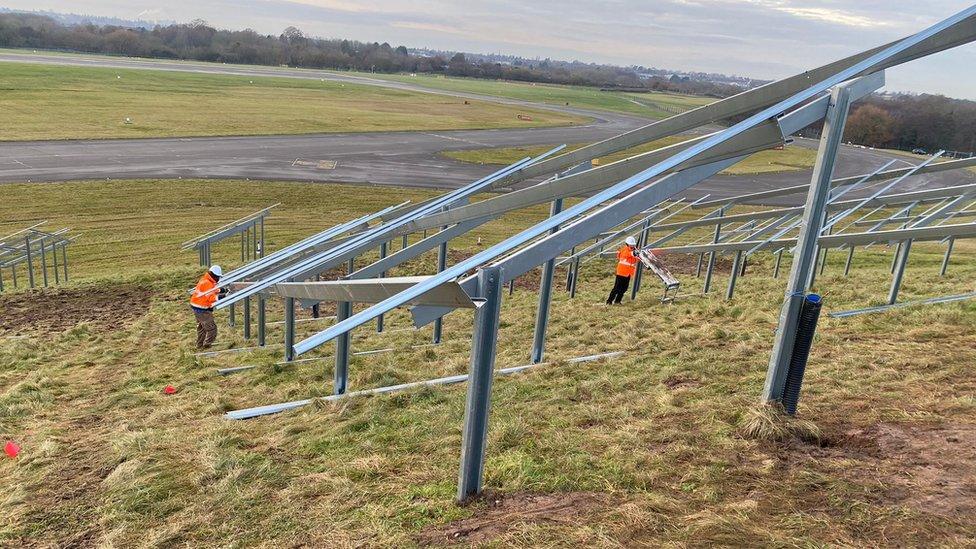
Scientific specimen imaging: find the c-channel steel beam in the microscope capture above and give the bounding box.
[457,266,504,502]
[887,192,973,304]
[941,238,955,275]
[531,199,564,364]
[763,81,854,406]
[693,156,976,209]
[217,153,552,309]
[485,11,976,191]
[297,8,974,355]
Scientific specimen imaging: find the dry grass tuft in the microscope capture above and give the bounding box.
[740,402,822,445]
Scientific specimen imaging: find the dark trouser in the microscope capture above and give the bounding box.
[193,308,218,349]
[606,274,631,304]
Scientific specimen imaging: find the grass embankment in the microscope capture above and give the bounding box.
[1,179,975,545]
[442,138,819,176]
[0,62,586,141]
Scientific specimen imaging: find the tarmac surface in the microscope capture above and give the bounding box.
[2,52,974,205]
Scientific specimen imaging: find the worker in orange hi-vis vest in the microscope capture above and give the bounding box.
[190,265,228,349]
[606,236,638,305]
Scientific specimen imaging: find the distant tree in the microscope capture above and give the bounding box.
[845,104,896,148]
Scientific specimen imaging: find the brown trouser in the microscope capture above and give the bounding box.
[193,308,218,349]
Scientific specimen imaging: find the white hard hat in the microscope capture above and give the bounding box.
[625,236,637,246]
[209,265,223,276]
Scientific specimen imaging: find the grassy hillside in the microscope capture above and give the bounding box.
[1,179,975,546]
[0,62,586,141]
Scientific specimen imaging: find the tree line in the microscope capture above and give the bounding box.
[0,12,739,96]
[1,11,973,155]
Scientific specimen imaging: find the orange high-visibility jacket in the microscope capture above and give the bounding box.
[190,272,219,310]
[616,245,638,277]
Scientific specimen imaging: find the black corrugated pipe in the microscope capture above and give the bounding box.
[782,293,823,415]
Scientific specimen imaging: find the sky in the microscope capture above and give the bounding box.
[5,0,976,99]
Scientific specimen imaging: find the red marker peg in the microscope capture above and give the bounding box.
[4,441,20,458]
[163,385,177,395]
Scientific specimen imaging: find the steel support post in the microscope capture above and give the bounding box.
[12,265,17,288]
[565,247,575,290]
[509,279,515,295]
[401,234,408,250]
[703,208,725,293]
[696,253,704,277]
[229,303,236,327]
[243,297,252,339]
[335,301,352,394]
[726,251,743,300]
[24,235,35,289]
[844,247,855,276]
[630,218,651,300]
[377,242,388,333]
[763,83,852,405]
[570,258,580,298]
[773,249,784,279]
[257,296,266,346]
[941,237,955,276]
[434,238,448,344]
[39,240,49,287]
[457,265,503,502]
[284,297,296,362]
[531,199,563,364]
[61,244,68,282]
[0,268,3,292]
[52,241,60,284]
[888,239,913,305]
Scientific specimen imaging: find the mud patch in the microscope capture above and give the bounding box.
[416,491,610,546]
[792,422,976,518]
[663,374,702,390]
[0,285,152,334]
[648,250,733,276]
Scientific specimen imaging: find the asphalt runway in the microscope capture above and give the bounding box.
[2,52,974,205]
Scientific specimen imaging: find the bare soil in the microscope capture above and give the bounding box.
[649,250,734,276]
[0,285,152,334]
[416,491,611,546]
[791,422,976,519]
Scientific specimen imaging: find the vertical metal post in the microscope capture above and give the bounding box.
[259,218,265,257]
[52,241,60,284]
[763,83,852,405]
[695,253,704,278]
[257,295,266,346]
[229,303,236,327]
[726,251,743,300]
[570,258,580,298]
[773,249,783,279]
[24,235,35,289]
[241,229,246,262]
[457,265,503,502]
[61,244,68,282]
[630,218,650,300]
[508,279,515,295]
[347,257,355,275]
[12,265,18,288]
[39,239,49,287]
[434,237,448,344]
[377,242,387,333]
[284,297,296,362]
[888,240,913,305]
[940,238,955,276]
[401,234,408,250]
[703,207,725,293]
[843,246,855,276]
[335,301,352,394]
[564,247,576,290]
[0,267,3,292]
[243,297,252,339]
[531,198,563,364]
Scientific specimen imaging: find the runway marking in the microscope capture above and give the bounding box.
[422,133,493,147]
[10,159,32,168]
[292,158,337,169]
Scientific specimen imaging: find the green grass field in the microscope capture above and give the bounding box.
[442,138,819,176]
[2,179,975,546]
[356,72,714,118]
[0,62,586,141]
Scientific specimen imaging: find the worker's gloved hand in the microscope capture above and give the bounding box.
[219,287,229,296]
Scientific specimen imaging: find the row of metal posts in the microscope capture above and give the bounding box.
[0,234,69,293]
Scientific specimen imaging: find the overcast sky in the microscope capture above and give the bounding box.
[6,0,976,98]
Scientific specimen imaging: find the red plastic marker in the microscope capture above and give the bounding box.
[4,441,20,458]
[163,385,177,395]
